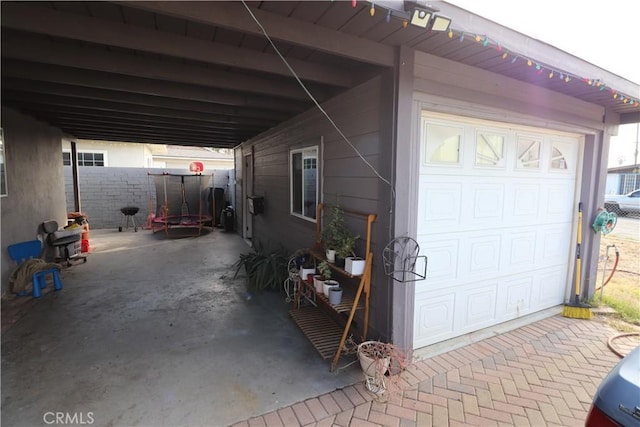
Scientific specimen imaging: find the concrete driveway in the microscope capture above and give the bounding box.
[1,228,360,427]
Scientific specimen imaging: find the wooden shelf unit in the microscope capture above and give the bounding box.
[289,203,376,372]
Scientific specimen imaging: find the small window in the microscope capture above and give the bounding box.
[62,152,72,166]
[77,152,105,167]
[425,123,462,164]
[0,129,7,197]
[550,143,568,169]
[475,132,505,166]
[290,146,318,221]
[517,136,541,169]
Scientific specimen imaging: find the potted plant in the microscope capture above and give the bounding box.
[315,260,332,293]
[298,257,316,284]
[322,205,359,267]
[334,231,359,269]
[233,241,289,293]
[321,205,347,263]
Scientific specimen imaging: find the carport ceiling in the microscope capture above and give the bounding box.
[2,1,638,148]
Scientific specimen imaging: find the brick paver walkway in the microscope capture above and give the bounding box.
[233,315,640,427]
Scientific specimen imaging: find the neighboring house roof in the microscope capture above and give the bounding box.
[608,164,640,174]
[1,1,638,148]
[153,146,233,161]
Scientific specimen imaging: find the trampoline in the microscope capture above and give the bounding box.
[149,173,215,237]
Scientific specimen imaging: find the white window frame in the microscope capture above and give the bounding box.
[290,145,319,223]
[63,150,108,167]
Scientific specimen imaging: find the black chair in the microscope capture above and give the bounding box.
[42,220,88,267]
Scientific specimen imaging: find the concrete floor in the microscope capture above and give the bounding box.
[1,227,361,427]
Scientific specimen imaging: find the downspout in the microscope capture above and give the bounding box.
[70,140,81,213]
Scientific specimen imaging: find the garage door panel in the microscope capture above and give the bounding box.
[463,234,502,278]
[464,183,505,226]
[455,283,498,330]
[413,292,456,346]
[503,230,537,268]
[534,267,569,307]
[416,238,459,287]
[542,184,575,220]
[537,225,572,268]
[505,183,541,222]
[417,177,462,228]
[496,276,533,319]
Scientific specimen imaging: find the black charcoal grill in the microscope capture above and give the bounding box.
[119,206,139,232]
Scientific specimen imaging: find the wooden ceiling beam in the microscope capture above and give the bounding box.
[1,87,294,121]
[6,101,275,129]
[121,1,395,67]
[0,2,353,87]
[1,37,320,104]
[34,110,265,133]
[1,68,307,115]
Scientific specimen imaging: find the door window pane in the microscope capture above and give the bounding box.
[476,132,505,166]
[517,136,541,169]
[290,146,318,221]
[425,123,462,164]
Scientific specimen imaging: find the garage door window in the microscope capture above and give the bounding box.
[290,146,318,222]
[517,136,541,169]
[425,123,462,164]
[475,132,505,167]
[550,143,568,169]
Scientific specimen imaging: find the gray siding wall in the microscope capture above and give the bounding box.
[1,108,67,296]
[239,73,395,340]
[63,167,231,229]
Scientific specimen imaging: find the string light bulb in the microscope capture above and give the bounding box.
[386,9,391,23]
[459,33,465,42]
[402,19,408,28]
[448,29,453,38]
[475,34,481,42]
[482,37,489,47]
[370,3,375,16]
[502,52,508,60]
[527,59,532,67]
[352,0,356,7]
[549,71,554,78]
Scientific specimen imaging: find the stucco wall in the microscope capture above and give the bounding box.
[63,167,231,229]
[1,107,67,296]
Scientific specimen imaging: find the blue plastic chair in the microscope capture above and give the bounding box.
[7,240,62,298]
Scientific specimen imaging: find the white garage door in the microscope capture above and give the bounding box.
[413,112,582,349]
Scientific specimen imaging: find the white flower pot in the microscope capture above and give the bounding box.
[345,257,366,275]
[323,280,339,297]
[325,249,336,263]
[313,275,324,293]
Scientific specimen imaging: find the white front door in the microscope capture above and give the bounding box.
[413,112,582,349]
